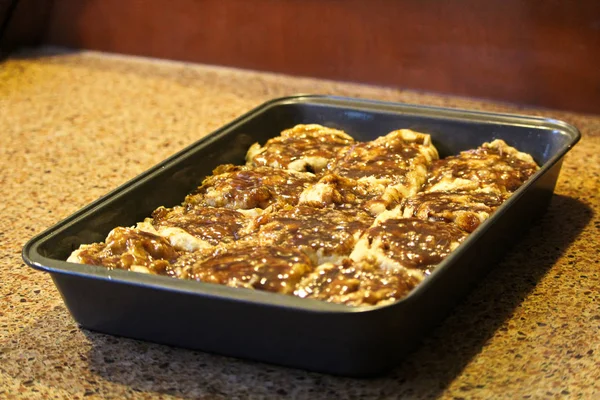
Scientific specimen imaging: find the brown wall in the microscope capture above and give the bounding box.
[7,0,600,113]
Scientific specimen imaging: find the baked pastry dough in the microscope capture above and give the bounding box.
[295,258,421,307]
[185,164,317,210]
[68,125,538,306]
[246,205,373,265]
[424,139,538,194]
[170,243,314,294]
[246,124,355,173]
[400,191,505,233]
[351,218,468,277]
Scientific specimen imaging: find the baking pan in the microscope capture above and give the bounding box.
[22,95,580,377]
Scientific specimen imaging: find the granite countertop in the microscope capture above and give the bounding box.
[1,49,599,399]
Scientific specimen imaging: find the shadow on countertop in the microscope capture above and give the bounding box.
[4,194,593,399]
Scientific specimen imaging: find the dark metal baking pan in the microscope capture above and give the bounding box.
[22,95,580,377]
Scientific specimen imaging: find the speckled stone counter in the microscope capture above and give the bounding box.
[1,49,599,399]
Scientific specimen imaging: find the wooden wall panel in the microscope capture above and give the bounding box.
[43,0,600,113]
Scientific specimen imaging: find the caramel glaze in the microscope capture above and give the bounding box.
[295,258,421,306]
[253,205,374,261]
[171,244,314,294]
[402,191,505,232]
[152,205,247,245]
[250,125,354,172]
[327,139,422,181]
[185,164,316,209]
[424,145,538,193]
[76,227,179,274]
[365,218,468,274]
